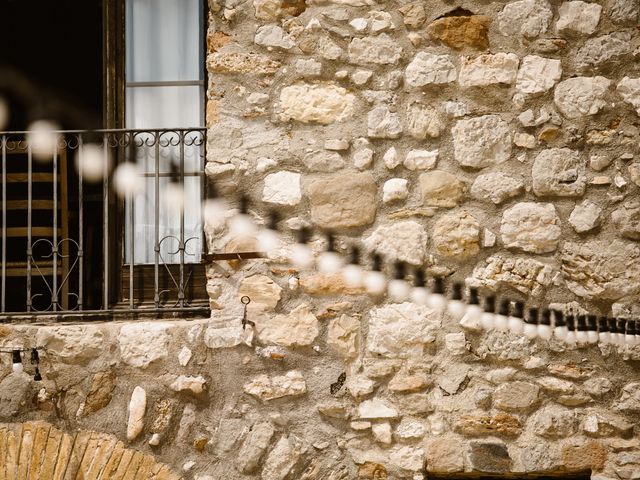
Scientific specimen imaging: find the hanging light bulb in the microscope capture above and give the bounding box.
[460,287,482,330]
[565,315,577,345]
[410,269,429,305]
[508,301,525,335]
[364,254,387,296]
[388,262,410,302]
[113,161,143,197]
[633,320,640,347]
[257,212,281,254]
[30,348,40,365]
[33,367,42,382]
[576,315,588,344]
[597,316,610,345]
[447,282,466,321]
[202,182,229,227]
[229,196,258,237]
[75,143,109,183]
[426,277,447,312]
[290,227,314,269]
[586,315,599,345]
[12,350,23,374]
[27,120,60,162]
[318,233,343,275]
[524,308,538,339]
[343,246,364,289]
[494,299,510,331]
[617,318,627,347]
[553,310,568,341]
[538,309,553,340]
[480,296,496,331]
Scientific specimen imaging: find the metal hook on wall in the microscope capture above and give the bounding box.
[241,295,255,330]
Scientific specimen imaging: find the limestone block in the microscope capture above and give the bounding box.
[569,200,602,233]
[300,273,365,296]
[515,55,562,95]
[256,304,319,346]
[127,386,146,441]
[278,84,355,124]
[261,436,302,480]
[302,150,345,173]
[458,53,519,88]
[372,422,392,444]
[561,240,640,300]
[405,52,457,87]
[388,373,428,393]
[455,413,522,436]
[254,25,295,50]
[471,172,524,204]
[399,3,426,28]
[532,148,586,197]
[357,398,399,419]
[262,171,301,206]
[207,52,281,75]
[577,32,632,70]
[236,422,275,473]
[36,325,104,364]
[501,202,561,253]
[554,76,611,119]
[452,115,511,168]
[405,103,443,139]
[530,405,577,438]
[353,148,374,170]
[204,323,254,349]
[383,147,400,169]
[170,375,206,395]
[609,0,639,24]
[348,34,402,65]
[615,382,640,412]
[432,210,480,259]
[419,170,465,207]
[556,1,602,34]
[118,323,170,368]
[583,410,634,437]
[561,441,607,472]
[584,377,613,397]
[468,442,512,473]
[295,59,322,77]
[426,14,491,50]
[0,373,33,418]
[308,172,377,228]
[367,105,403,138]
[493,381,540,411]
[389,445,425,471]
[327,314,360,357]
[367,302,440,358]
[617,77,640,116]
[395,418,426,440]
[84,371,116,415]
[444,332,467,355]
[363,220,428,265]
[243,370,307,400]
[426,437,464,473]
[497,0,553,38]
[404,149,438,171]
[382,178,409,203]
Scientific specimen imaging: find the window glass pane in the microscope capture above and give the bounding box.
[126,85,202,129]
[126,0,201,82]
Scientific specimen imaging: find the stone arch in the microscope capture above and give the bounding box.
[0,421,182,480]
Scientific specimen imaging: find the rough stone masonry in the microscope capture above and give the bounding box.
[2,0,640,479]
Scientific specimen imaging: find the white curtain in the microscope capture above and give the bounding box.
[125,0,203,264]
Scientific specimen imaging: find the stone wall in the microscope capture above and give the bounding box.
[3,0,640,479]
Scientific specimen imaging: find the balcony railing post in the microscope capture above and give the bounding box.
[1,135,5,313]
[78,134,83,310]
[52,141,58,311]
[26,142,32,312]
[102,133,109,310]
[178,130,185,307]
[154,132,160,308]
[128,136,135,309]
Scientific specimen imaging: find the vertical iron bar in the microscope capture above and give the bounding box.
[52,141,58,311]
[178,131,185,307]
[128,137,135,309]
[1,136,5,312]
[78,135,84,310]
[102,134,109,310]
[26,142,32,312]
[154,133,160,308]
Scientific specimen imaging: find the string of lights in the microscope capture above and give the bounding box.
[1,346,44,381]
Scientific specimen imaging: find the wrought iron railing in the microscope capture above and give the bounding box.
[0,128,209,320]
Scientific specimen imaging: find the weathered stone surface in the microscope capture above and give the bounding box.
[405,52,457,87]
[170,375,207,395]
[300,273,364,296]
[348,34,402,65]
[278,84,355,124]
[388,373,428,393]
[389,445,425,472]
[556,1,602,34]
[395,417,426,440]
[459,53,519,88]
[532,148,586,197]
[262,171,301,206]
[538,376,576,394]
[405,103,443,140]
[569,200,602,233]
[419,170,465,207]
[432,210,480,259]
[367,303,440,358]
[554,77,611,119]
[118,323,170,368]
[358,398,399,419]
[562,441,607,472]
[327,314,360,358]
[367,105,403,139]
[456,413,522,436]
[609,0,639,24]
[36,325,104,364]
[207,52,281,75]
[204,322,254,349]
[127,386,146,441]
[471,172,524,204]
[0,373,33,418]
[426,437,464,473]
[243,371,307,401]
[84,371,116,415]
[530,405,576,438]
[494,381,540,411]
[618,77,640,115]
[262,436,302,480]
[308,172,377,228]
[363,220,429,265]
[615,383,640,412]
[583,410,634,438]
[501,202,561,253]
[469,442,511,473]
[372,422,392,444]
[452,115,511,168]
[302,150,345,173]
[577,32,632,70]
[382,178,409,203]
[257,304,318,347]
[236,422,275,473]
[560,240,640,300]
[515,55,562,95]
[497,0,553,38]
[255,25,295,50]
[427,14,491,50]
[470,255,555,296]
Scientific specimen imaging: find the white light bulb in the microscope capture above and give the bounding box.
[598,330,610,344]
[27,120,60,162]
[576,330,588,344]
[113,162,143,197]
[318,251,343,275]
[364,271,387,295]
[554,326,568,341]
[12,362,23,374]
[426,293,447,312]
[75,143,108,182]
[342,264,364,289]
[538,324,553,340]
[494,314,509,331]
[257,228,280,253]
[202,198,228,225]
[481,312,495,331]
[523,323,538,339]
[461,305,483,330]
[388,279,411,302]
[0,97,8,130]
[447,300,467,321]
[587,331,599,344]
[565,330,577,345]
[625,332,635,346]
[410,286,429,305]
[164,182,185,214]
[508,316,524,335]
[229,213,257,237]
[291,243,314,269]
